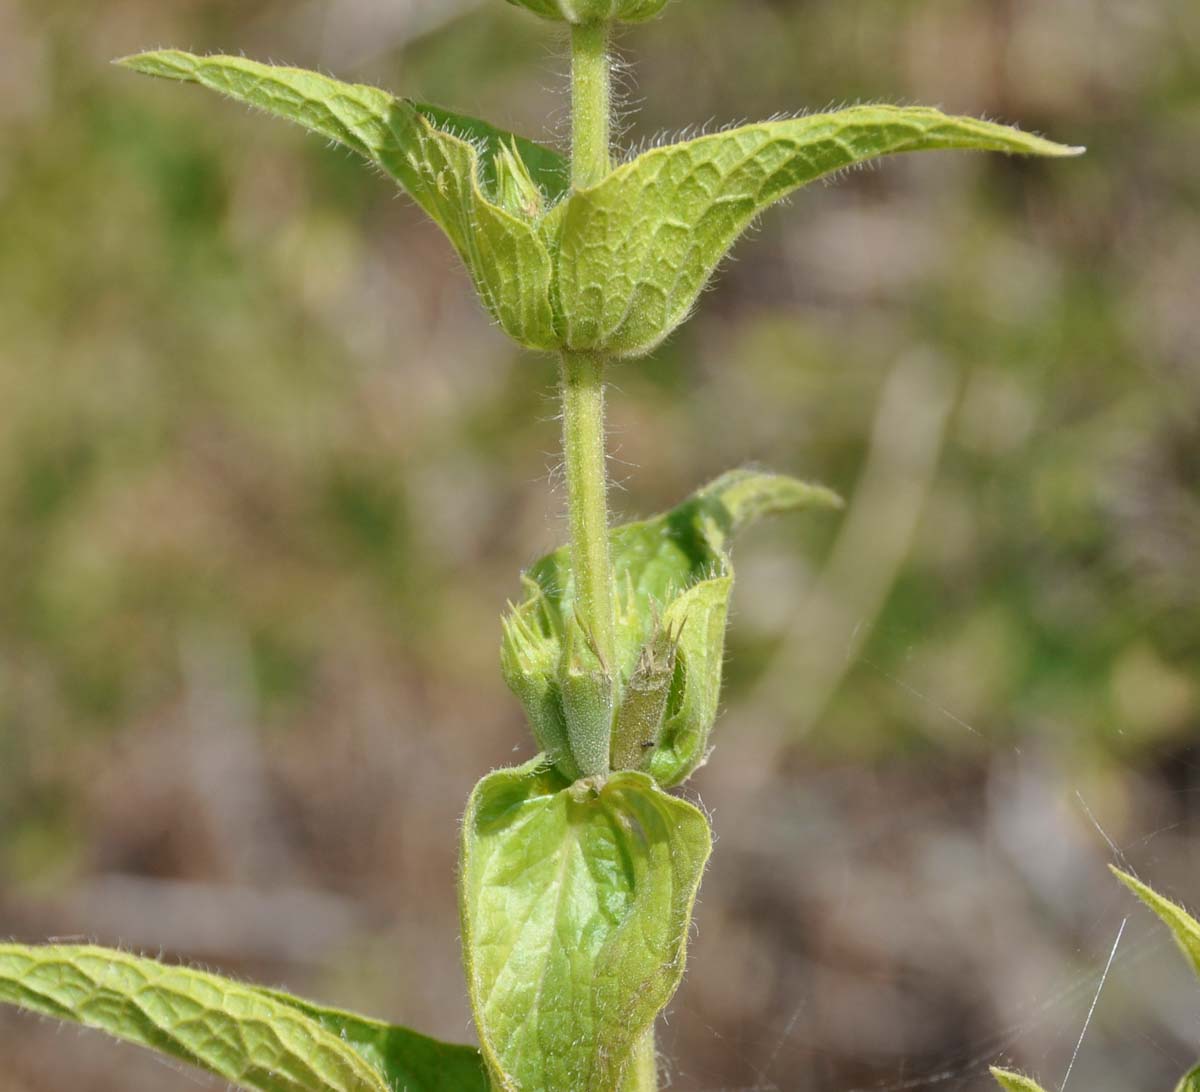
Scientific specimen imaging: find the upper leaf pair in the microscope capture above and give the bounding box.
[502,469,841,785]
[119,52,1082,358]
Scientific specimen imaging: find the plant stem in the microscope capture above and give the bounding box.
[559,351,615,677]
[618,1028,658,1092]
[561,22,616,681]
[564,23,658,1088]
[570,21,612,189]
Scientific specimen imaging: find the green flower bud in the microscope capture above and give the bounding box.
[559,616,614,780]
[610,619,678,772]
[500,577,579,780]
[501,471,842,787]
[504,0,669,26]
[492,138,545,221]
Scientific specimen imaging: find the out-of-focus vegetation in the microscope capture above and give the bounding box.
[1,1,1197,1089]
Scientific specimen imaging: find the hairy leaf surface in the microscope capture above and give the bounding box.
[502,470,840,783]
[119,50,566,349]
[555,106,1083,355]
[1112,866,1200,978]
[990,1069,1050,1092]
[459,757,711,1090]
[248,988,489,1092]
[0,944,391,1092]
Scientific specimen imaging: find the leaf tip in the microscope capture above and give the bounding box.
[822,486,847,511]
[112,49,198,82]
[1022,134,1086,159]
[1109,863,1152,901]
[990,1067,1050,1092]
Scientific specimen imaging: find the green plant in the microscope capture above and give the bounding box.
[990,1071,1049,1092]
[991,867,1200,1092]
[0,3,1082,1090]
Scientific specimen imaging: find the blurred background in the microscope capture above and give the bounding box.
[1,0,1198,1089]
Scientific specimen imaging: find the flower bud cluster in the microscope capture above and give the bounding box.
[500,471,841,787]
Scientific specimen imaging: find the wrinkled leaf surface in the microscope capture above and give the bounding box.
[556,106,1082,355]
[119,50,565,349]
[250,986,490,1092]
[0,944,391,1092]
[459,757,711,1090]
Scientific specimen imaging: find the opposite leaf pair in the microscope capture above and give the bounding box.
[0,31,1087,1092]
[502,469,841,784]
[465,470,838,1088]
[0,472,834,1092]
[117,52,1081,358]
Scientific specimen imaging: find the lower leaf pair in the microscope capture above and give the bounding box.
[0,761,710,1092]
[2,471,831,1092]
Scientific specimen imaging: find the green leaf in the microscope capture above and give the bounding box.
[1176,1064,1200,1092]
[1111,866,1200,979]
[501,469,840,784]
[459,757,712,1090]
[117,50,566,350]
[555,106,1084,355]
[990,1068,1050,1092]
[644,573,731,786]
[250,987,490,1092]
[0,944,392,1092]
[411,102,568,205]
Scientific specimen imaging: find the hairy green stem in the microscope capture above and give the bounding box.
[561,20,617,689]
[559,350,616,678]
[570,21,612,189]
[618,1028,658,1092]
[564,23,658,1089]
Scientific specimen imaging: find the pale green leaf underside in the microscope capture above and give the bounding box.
[1112,866,1200,979]
[459,758,712,1090]
[990,1068,1050,1092]
[118,50,563,349]
[556,105,1084,355]
[0,944,392,1092]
